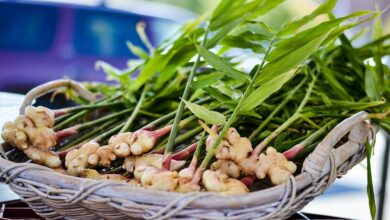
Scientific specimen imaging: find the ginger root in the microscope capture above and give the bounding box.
[24,127,56,150]
[88,145,116,167]
[207,127,252,164]
[256,147,297,185]
[2,121,29,150]
[148,171,179,191]
[130,130,156,155]
[109,132,133,157]
[202,170,248,195]
[2,106,56,151]
[211,159,241,178]
[65,142,99,176]
[124,154,185,191]
[25,106,54,128]
[176,166,201,193]
[81,169,128,181]
[123,154,186,173]
[24,146,61,168]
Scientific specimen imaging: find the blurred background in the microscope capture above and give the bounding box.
[0,0,389,219]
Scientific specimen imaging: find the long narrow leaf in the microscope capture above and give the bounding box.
[242,70,296,111]
[182,100,226,125]
[278,0,337,36]
[255,34,327,85]
[197,46,250,82]
[365,141,376,220]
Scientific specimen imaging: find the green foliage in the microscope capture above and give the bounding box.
[182,100,226,125]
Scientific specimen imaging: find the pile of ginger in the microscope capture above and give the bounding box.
[2,106,297,195]
[2,106,61,168]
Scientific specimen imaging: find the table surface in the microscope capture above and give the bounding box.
[0,92,24,203]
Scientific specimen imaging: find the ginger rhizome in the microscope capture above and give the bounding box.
[2,106,60,168]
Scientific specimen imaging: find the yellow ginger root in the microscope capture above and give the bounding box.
[202,170,248,195]
[207,127,252,163]
[123,154,185,191]
[237,156,258,176]
[109,132,133,157]
[1,121,28,150]
[24,127,56,150]
[25,106,55,128]
[176,166,201,193]
[211,160,241,178]
[24,146,61,168]
[130,131,156,155]
[80,169,137,184]
[256,147,297,185]
[88,145,116,167]
[176,179,201,193]
[134,165,160,186]
[123,154,186,173]
[2,114,56,151]
[65,142,99,176]
[148,171,179,191]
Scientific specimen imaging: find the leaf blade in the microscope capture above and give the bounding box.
[182,100,226,125]
[255,34,327,85]
[197,45,250,82]
[242,70,297,111]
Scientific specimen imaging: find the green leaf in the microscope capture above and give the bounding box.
[212,84,243,100]
[372,11,385,99]
[221,36,266,53]
[316,57,352,100]
[242,70,296,111]
[203,87,230,102]
[126,41,149,59]
[365,141,376,220]
[210,0,245,25]
[269,11,374,63]
[192,73,224,89]
[95,60,131,86]
[209,0,256,30]
[303,100,386,112]
[197,45,250,82]
[156,45,196,89]
[239,110,262,120]
[278,0,337,36]
[365,65,381,101]
[130,52,173,90]
[207,19,243,48]
[255,34,327,85]
[248,0,285,19]
[182,100,226,125]
[322,13,378,46]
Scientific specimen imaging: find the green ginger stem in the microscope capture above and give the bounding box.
[162,27,210,170]
[119,84,149,133]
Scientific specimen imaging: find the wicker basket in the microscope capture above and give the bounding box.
[0,111,372,220]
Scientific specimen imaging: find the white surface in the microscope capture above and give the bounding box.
[0,92,23,203]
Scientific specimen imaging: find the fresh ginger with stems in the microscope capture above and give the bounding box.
[65,142,99,176]
[202,170,249,195]
[256,147,297,185]
[109,132,133,158]
[88,145,117,167]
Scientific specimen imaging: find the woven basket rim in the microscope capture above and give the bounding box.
[0,111,372,211]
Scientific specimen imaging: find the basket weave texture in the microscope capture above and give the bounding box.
[0,111,371,220]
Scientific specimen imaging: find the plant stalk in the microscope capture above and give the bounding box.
[162,28,209,171]
[252,74,318,156]
[119,84,149,133]
[249,76,308,140]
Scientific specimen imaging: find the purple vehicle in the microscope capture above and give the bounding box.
[0,0,192,92]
